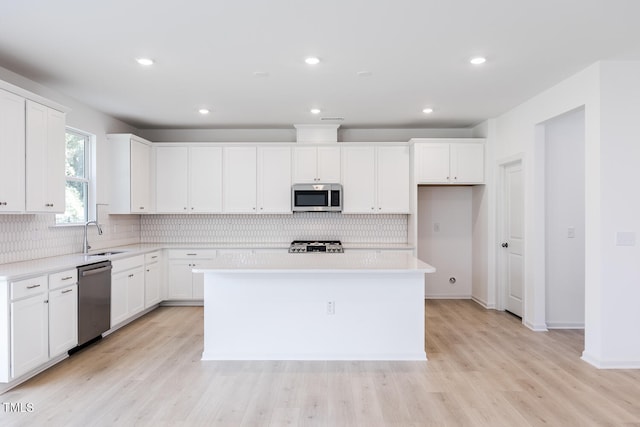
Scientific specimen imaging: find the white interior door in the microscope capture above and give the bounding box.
[502,161,524,317]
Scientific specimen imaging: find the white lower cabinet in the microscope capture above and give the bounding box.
[144,252,162,308]
[167,250,216,300]
[9,275,49,379]
[48,283,77,358]
[111,256,145,327]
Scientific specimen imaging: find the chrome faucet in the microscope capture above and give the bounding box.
[83,220,103,254]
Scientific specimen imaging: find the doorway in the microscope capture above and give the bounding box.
[498,159,524,318]
[543,108,585,329]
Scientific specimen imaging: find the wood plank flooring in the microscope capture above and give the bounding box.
[2,300,640,426]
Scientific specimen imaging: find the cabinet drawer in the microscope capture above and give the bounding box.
[49,269,77,290]
[111,255,145,273]
[145,251,161,264]
[167,249,216,259]
[11,275,48,300]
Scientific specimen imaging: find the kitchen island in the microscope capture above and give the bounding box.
[196,251,435,361]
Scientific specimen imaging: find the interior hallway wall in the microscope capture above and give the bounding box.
[417,186,472,298]
[544,108,585,328]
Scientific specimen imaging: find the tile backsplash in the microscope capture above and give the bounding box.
[141,213,408,244]
[0,209,407,264]
[0,205,140,265]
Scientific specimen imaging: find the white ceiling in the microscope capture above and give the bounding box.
[1,0,639,130]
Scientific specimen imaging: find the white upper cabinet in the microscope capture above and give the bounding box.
[257,146,292,214]
[342,144,410,214]
[155,146,188,213]
[293,146,340,183]
[155,145,223,213]
[189,146,223,213]
[108,134,153,214]
[414,139,485,184]
[377,145,411,212]
[0,89,25,213]
[223,146,257,213]
[342,146,376,213]
[25,100,65,213]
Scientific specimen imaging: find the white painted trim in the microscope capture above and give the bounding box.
[0,78,70,113]
[471,295,496,309]
[581,352,640,369]
[0,353,68,394]
[425,295,471,299]
[160,300,204,307]
[524,320,548,332]
[546,322,585,329]
[202,351,427,361]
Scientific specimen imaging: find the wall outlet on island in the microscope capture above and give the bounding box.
[326,301,335,315]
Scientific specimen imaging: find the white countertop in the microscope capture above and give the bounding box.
[194,252,435,274]
[0,242,416,281]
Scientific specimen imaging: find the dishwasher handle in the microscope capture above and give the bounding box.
[81,265,112,277]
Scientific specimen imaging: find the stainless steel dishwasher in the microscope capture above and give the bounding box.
[76,261,112,349]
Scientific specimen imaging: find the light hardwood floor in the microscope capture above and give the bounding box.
[2,300,640,426]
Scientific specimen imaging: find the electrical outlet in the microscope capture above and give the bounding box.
[326,301,335,315]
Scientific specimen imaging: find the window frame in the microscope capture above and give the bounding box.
[55,128,94,226]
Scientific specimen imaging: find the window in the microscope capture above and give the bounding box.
[55,129,91,224]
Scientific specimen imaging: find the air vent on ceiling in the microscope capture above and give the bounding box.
[320,117,344,121]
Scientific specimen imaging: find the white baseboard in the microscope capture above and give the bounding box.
[582,351,640,369]
[160,300,204,307]
[546,321,585,329]
[424,295,471,300]
[524,320,548,332]
[471,296,496,309]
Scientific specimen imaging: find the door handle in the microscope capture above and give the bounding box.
[501,242,509,248]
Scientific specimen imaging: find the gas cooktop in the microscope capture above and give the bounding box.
[289,240,344,253]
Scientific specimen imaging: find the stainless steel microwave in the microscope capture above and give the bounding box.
[292,183,343,212]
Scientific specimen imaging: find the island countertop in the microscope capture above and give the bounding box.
[194,251,435,274]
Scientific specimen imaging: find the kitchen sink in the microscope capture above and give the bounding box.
[86,251,126,257]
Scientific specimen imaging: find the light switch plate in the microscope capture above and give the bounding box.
[616,231,636,246]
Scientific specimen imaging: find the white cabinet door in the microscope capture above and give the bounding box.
[451,143,484,184]
[25,101,65,213]
[130,139,151,213]
[223,146,257,213]
[145,262,161,308]
[415,143,450,184]
[257,146,292,214]
[0,89,25,213]
[190,146,223,213]
[292,147,318,183]
[155,146,188,213]
[127,267,145,317]
[317,146,341,182]
[48,284,78,358]
[377,145,410,213]
[342,146,376,213]
[192,264,205,300]
[111,271,129,327]
[167,260,195,300]
[11,293,49,378]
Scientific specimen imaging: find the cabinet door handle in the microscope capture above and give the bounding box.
[501,242,509,248]
[61,276,73,281]
[140,206,145,210]
[27,284,41,289]
[128,274,134,278]
[146,269,150,272]
[186,253,197,256]
[61,289,73,294]
[151,256,158,259]
[0,202,7,206]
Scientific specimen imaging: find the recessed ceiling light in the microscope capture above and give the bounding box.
[310,108,321,114]
[422,108,434,114]
[198,108,210,115]
[136,58,154,66]
[470,56,486,65]
[305,57,320,65]
[357,71,373,77]
[253,71,269,78]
